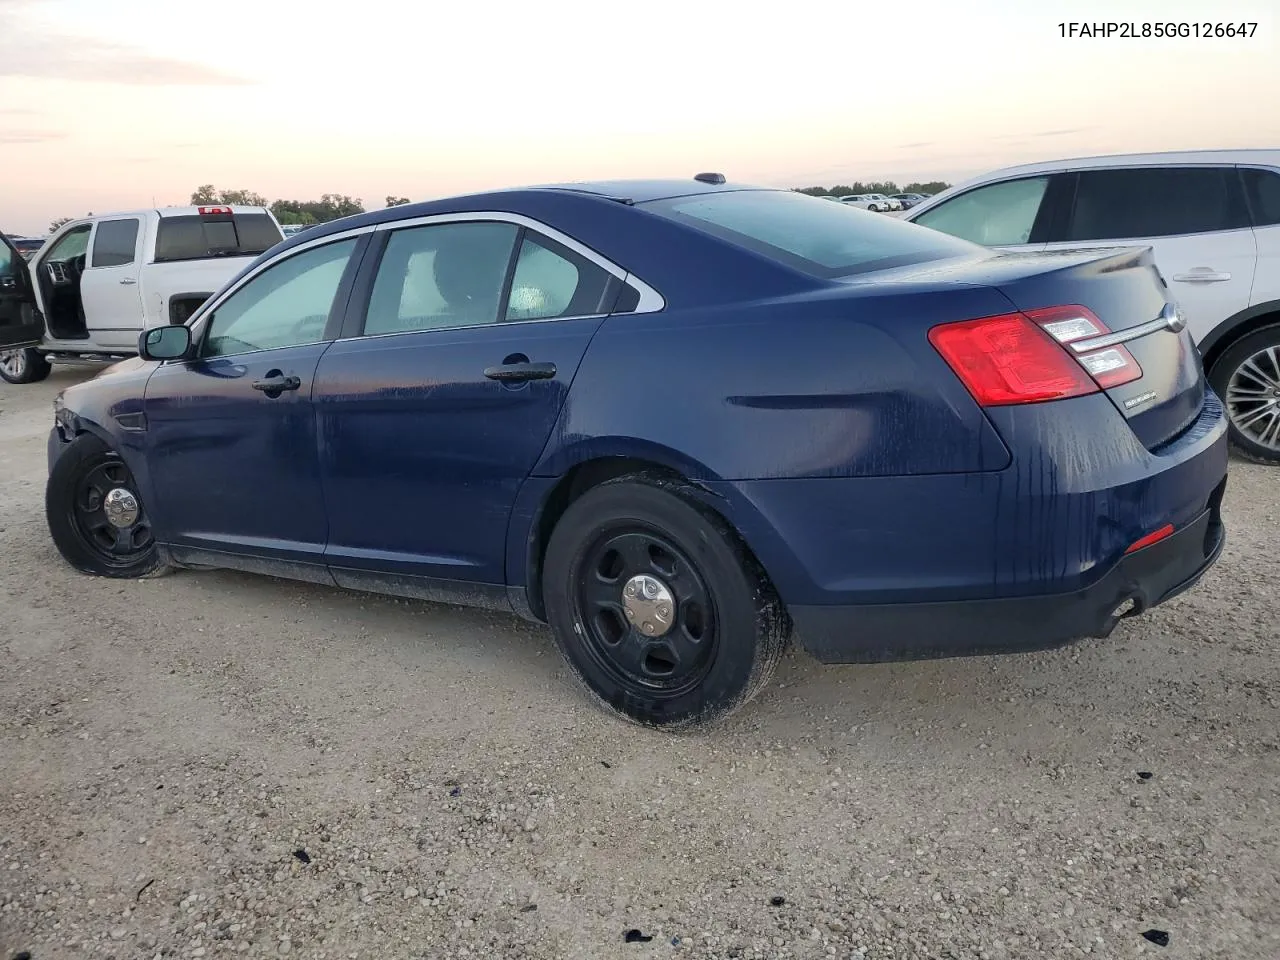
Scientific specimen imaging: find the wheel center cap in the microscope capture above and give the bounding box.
[622,574,675,637]
[103,487,140,528]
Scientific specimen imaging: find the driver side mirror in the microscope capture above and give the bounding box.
[139,325,192,361]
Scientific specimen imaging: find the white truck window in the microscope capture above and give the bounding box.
[90,219,141,268]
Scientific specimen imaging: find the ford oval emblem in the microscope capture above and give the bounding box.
[1161,302,1187,333]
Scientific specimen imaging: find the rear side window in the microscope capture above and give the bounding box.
[913,177,1049,246]
[505,234,615,321]
[644,189,978,278]
[1242,167,1280,226]
[90,218,140,267]
[1064,167,1249,241]
[155,213,284,262]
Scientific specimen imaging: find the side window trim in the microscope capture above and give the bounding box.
[371,211,663,315]
[188,232,372,361]
[340,216,647,342]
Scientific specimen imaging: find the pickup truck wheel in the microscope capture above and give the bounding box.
[0,348,51,384]
[1209,324,1280,464]
[46,433,170,578]
[542,474,788,728]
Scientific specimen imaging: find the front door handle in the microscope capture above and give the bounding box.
[119,278,138,285]
[483,361,557,382]
[1172,270,1231,283]
[252,373,302,394]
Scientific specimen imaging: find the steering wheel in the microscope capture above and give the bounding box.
[67,254,87,285]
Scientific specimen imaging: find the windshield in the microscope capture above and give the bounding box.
[643,189,980,278]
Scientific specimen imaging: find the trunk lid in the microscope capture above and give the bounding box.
[988,246,1203,450]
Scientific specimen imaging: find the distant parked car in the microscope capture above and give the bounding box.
[891,193,930,209]
[866,193,903,212]
[42,177,1227,727]
[902,149,1280,463]
[839,194,882,211]
[10,236,46,259]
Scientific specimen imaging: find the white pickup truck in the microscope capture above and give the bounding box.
[0,205,284,384]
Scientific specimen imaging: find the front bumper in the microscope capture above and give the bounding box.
[791,479,1226,664]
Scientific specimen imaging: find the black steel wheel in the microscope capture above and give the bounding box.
[46,433,169,578]
[542,473,788,727]
[575,529,719,697]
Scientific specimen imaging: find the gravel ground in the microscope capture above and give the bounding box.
[2,368,1278,960]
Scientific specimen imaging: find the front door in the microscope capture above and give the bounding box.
[143,235,363,575]
[0,232,42,349]
[80,217,145,349]
[314,219,622,591]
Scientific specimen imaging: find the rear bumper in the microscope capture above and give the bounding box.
[791,482,1226,663]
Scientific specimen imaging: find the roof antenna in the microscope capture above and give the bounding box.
[694,172,726,185]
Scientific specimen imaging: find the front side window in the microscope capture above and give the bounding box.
[202,238,357,358]
[1242,167,1280,227]
[364,222,518,336]
[1064,166,1248,241]
[913,177,1050,246]
[0,240,12,276]
[645,188,978,278]
[44,225,91,262]
[90,218,140,268]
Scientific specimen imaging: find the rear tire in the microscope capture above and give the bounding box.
[542,473,788,728]
[1208,324,1280,464]
[46,433,171,578]
[0,348,51,385]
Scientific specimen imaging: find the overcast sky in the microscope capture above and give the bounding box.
[1,0,1276,234]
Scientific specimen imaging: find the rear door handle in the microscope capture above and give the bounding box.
[119,278,138,285]
[1172,270,1231,283]
[252,373,302,393]
[483,361,557,382]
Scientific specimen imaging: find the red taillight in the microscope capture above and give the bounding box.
[198,205,233,216]
[1125,523,1174,554]
[928,313,1098,406]
[930,304,1144,407]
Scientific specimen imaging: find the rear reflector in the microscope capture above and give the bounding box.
[930,303,1144,407]
[1125,523,1175,554]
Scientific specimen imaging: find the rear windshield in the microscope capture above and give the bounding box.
[155,213,283,263]
[643,189,978,278]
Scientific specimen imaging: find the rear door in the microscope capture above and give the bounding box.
[1039,166,1256,346]
[0,232,43,349]
[314,216,625,589]
[80,217,145,348]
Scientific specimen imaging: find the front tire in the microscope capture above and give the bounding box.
[1208,324,1280,464]
[0,348,51,385]
[46,433,170,578]
[542,474,788,728]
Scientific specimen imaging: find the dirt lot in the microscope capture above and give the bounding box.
[1,368,1277,960]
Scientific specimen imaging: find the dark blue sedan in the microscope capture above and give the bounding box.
[45,175,1229,726]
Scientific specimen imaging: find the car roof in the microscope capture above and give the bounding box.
[952,147,1280,185]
